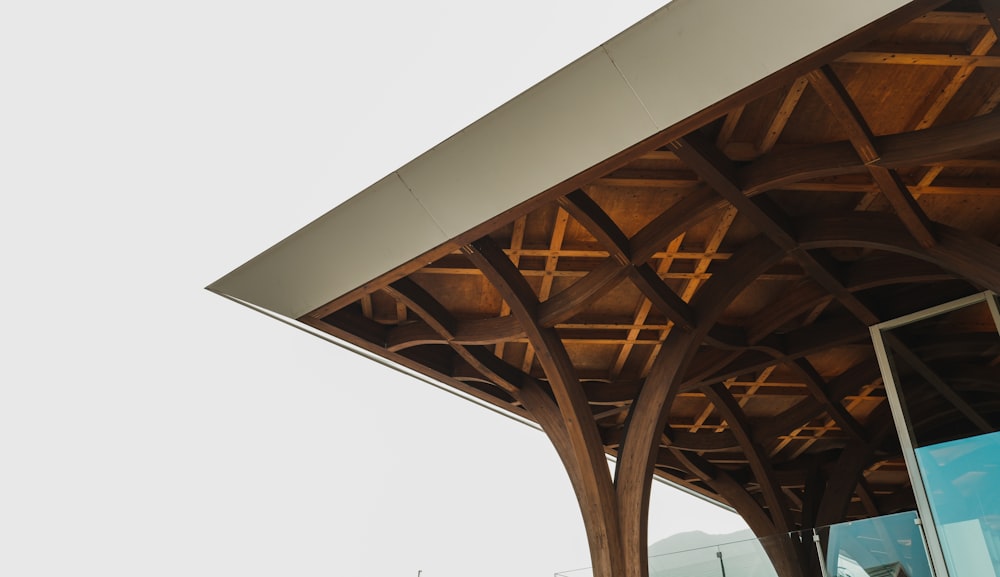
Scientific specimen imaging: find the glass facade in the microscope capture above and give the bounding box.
[555,511,934,577]
[872,291,1000,577]
[915,432,1000,577]
[559,292,1000,577]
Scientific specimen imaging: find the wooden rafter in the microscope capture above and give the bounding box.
[740,109,1000,195]
[640,206,739,377]
[806,65,936,247]
[884,333,994,433]
[836,51,1000,66]
[979,0,1000,42]
[463,237,626,577]
[616,235,786,574]
[297,7,1000,570]
[702,382,791,531]
[757,76,810,154]
[494,216,526,360]
[792,358,867,441]
[609,235,685,379]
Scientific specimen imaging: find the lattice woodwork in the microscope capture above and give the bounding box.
[300,4,1000,574]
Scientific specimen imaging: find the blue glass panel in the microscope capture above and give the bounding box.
[647,544,722,577]
[815,511,932,577]
[915,431,1000,577]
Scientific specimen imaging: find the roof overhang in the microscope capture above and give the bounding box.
[210,0,925,318]
[211,0,1000,531]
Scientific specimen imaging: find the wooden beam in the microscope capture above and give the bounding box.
[665,428,741,452]
[792,358,867,441]
[673,131,889,333]
[672,134,798,249]
[798,213,1000,292]
[615,235,784,577]
[536,259,631,328]
[684,316,870,391]
[806,66,936,247]
[629,185,726,263]
[559,189,699,332]
[702,382,791,531]
[558,190,631,264]
[740,109,1000,195]
[301,314,532,420]
[628,265,696,332]
[836,51,1000,67]
[916,11,989,25]
[756,360,883,442]
[638,206,740,377]
[981,0,1000,44]
[519,207,571,372]
[610,235,685,379]
[815,413,892,526]
[745,256,952,345]
[384,275,649,577]
[884,333,994,434]
[495,216,527,360]
[605,426,743,453]
[757,77,810,154]
[908,26,996,131]
[464,236,625,577]
[716,104,745,149]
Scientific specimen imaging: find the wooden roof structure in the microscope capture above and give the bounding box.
[212,1,1000,576]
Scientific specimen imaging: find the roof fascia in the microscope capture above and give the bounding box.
[209,0,916,319]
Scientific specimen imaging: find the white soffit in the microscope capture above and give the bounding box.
[209,0,913,319]
[605,0,914,130]
[398,46,657,239]
[209,174,449,318]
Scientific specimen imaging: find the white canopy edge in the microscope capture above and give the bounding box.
[209,0,913,319]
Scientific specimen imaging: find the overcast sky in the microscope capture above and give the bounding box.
[2,2,747,576]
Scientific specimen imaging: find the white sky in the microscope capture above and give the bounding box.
[2,2,748,576]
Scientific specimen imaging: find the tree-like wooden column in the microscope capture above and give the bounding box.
[462,237,628,577]
[299,55,1000,577]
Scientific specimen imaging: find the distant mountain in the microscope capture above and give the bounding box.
[648,529,755,557]
[647,529,778,577]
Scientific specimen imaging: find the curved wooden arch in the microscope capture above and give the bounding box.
[682,315,871,391]
[615,235,787,577]
[702,382,792,531]
[377,133,1000,577]
[382,276,616,551]
[463,236,626,577]
[603,425,742,453]
[608,113,1000,570]
[739,109,1000,195]
[562,188,752,348]
[744,256,954,344]
[298,9,1000,577]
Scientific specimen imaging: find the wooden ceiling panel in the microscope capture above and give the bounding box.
[938,66,1000,121]
[919,191,1000,232]
[838,62,957,135]
[718,278,799,323]
[772,81,852,145]
[410,267,504,318]
[765,189,865,217]
[520,202,562,248]
[564,341,620,374]
[726,82,792,149]
[588,186,691,238]
[743,395,807,420]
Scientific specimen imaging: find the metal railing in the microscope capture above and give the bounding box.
[555,510,933,577]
